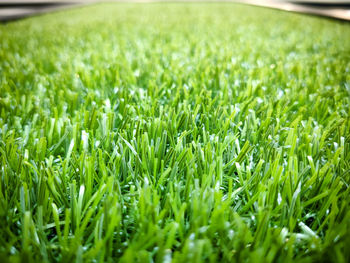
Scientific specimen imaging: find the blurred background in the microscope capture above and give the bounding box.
[0,0,349,22]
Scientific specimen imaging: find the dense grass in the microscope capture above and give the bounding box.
[1,2,350,262]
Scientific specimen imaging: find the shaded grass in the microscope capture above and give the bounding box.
[0,2,350,262]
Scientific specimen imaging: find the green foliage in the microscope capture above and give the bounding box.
[0,2,350,262]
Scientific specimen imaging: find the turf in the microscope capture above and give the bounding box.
[1,2,350,262]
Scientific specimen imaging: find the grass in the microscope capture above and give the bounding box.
[0,2,350,262]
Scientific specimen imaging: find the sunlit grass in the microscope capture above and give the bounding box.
[0,2,350,262]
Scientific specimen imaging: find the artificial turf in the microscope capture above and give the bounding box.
[0,2,350,262]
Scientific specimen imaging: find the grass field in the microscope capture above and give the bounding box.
[1,2,350,262]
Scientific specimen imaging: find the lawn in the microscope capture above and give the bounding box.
[0,2,350,262]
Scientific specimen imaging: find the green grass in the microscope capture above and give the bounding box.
[1,2,350,262]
